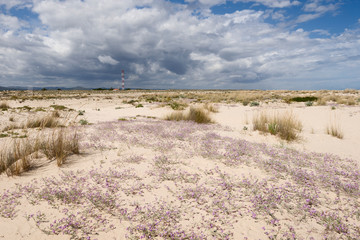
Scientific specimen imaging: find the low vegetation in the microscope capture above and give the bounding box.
[1,120,359,239]
[0,102,10,110]
[25,114,60,129]
[2,114,61,132]
[40,128,79,166]
[290,96,318,102]
[50,105,67,111]
[0,128,79,176]
[203,103,218,113]
[253,111,302,141]
[326,118,344,139]
[168,101,188,110]
[166,106,213,124]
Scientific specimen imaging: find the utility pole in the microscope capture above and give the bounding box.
[121,70,125,90]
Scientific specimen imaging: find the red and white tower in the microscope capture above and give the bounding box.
[121,70,125,90]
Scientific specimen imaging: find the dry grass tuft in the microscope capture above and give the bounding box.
[2,123,18,132]
[326,117,343,139]
[40,128,79,166]
[165,111,186,121]
[166,106,213,124]
[188,107,213,123]
[0,139,34,176]
[52,110,60,118]
[203,103,219,113]
[0,102,10,110]
[25,114,60,129]
[253,111,302,141]
[2,113,62,132]
[0,128,79,175]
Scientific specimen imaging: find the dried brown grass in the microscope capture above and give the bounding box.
[203,103,219,113]
[0,139,32,176]
[253,111,302,141]
[0,102,10,110]
[166,106,213,124]
[0,128,79,176]
[326,116,343,139]
[2,114,61,132]
[40,128,79,166]
[25,114,60,129]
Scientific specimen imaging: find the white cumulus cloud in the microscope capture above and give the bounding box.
[0,0,359,90]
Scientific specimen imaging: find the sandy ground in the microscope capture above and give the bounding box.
[0,92,359,239]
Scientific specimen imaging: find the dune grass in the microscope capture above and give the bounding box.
[165,106,213,124]
[0,128,79,176]
[40,128,79,166]
[0,139,32,176]
[253,111,302,141]
[0,102,10,110]
[25,114,60,129]
[2,114,61,132]
[326,117,344,139]
[203,103,218,113]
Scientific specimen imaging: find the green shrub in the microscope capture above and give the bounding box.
[290,96,318,102]
[50,105,67,110]
[0,133,8,138]
[250,101,260,107]
[79,119,89,125]
[305,101,313,106]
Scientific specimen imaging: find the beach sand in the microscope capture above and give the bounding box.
[1,90,359,239]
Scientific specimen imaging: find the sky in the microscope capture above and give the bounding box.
[0,0,359,90]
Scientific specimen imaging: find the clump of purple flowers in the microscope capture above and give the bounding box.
[0,119,359,239]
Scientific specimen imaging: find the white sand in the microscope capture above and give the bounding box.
[1,92,359,239]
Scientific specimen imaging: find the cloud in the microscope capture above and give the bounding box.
[0,0,32,10]
[98,55,119,65]
[0,14,22,31]
[295,0,339,23]
[184,0,299,8]
[303,0,338,13]
[0,0,359,90]
[235,0,300,8]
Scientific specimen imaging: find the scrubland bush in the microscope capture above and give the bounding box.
[253,111,302,141]
[305,101,313,106]
[290,96,318,102]
[250,101,260,107]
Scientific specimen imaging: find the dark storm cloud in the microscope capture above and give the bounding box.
[0,0,359,89]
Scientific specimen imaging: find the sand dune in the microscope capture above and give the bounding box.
[1,90,359,239]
